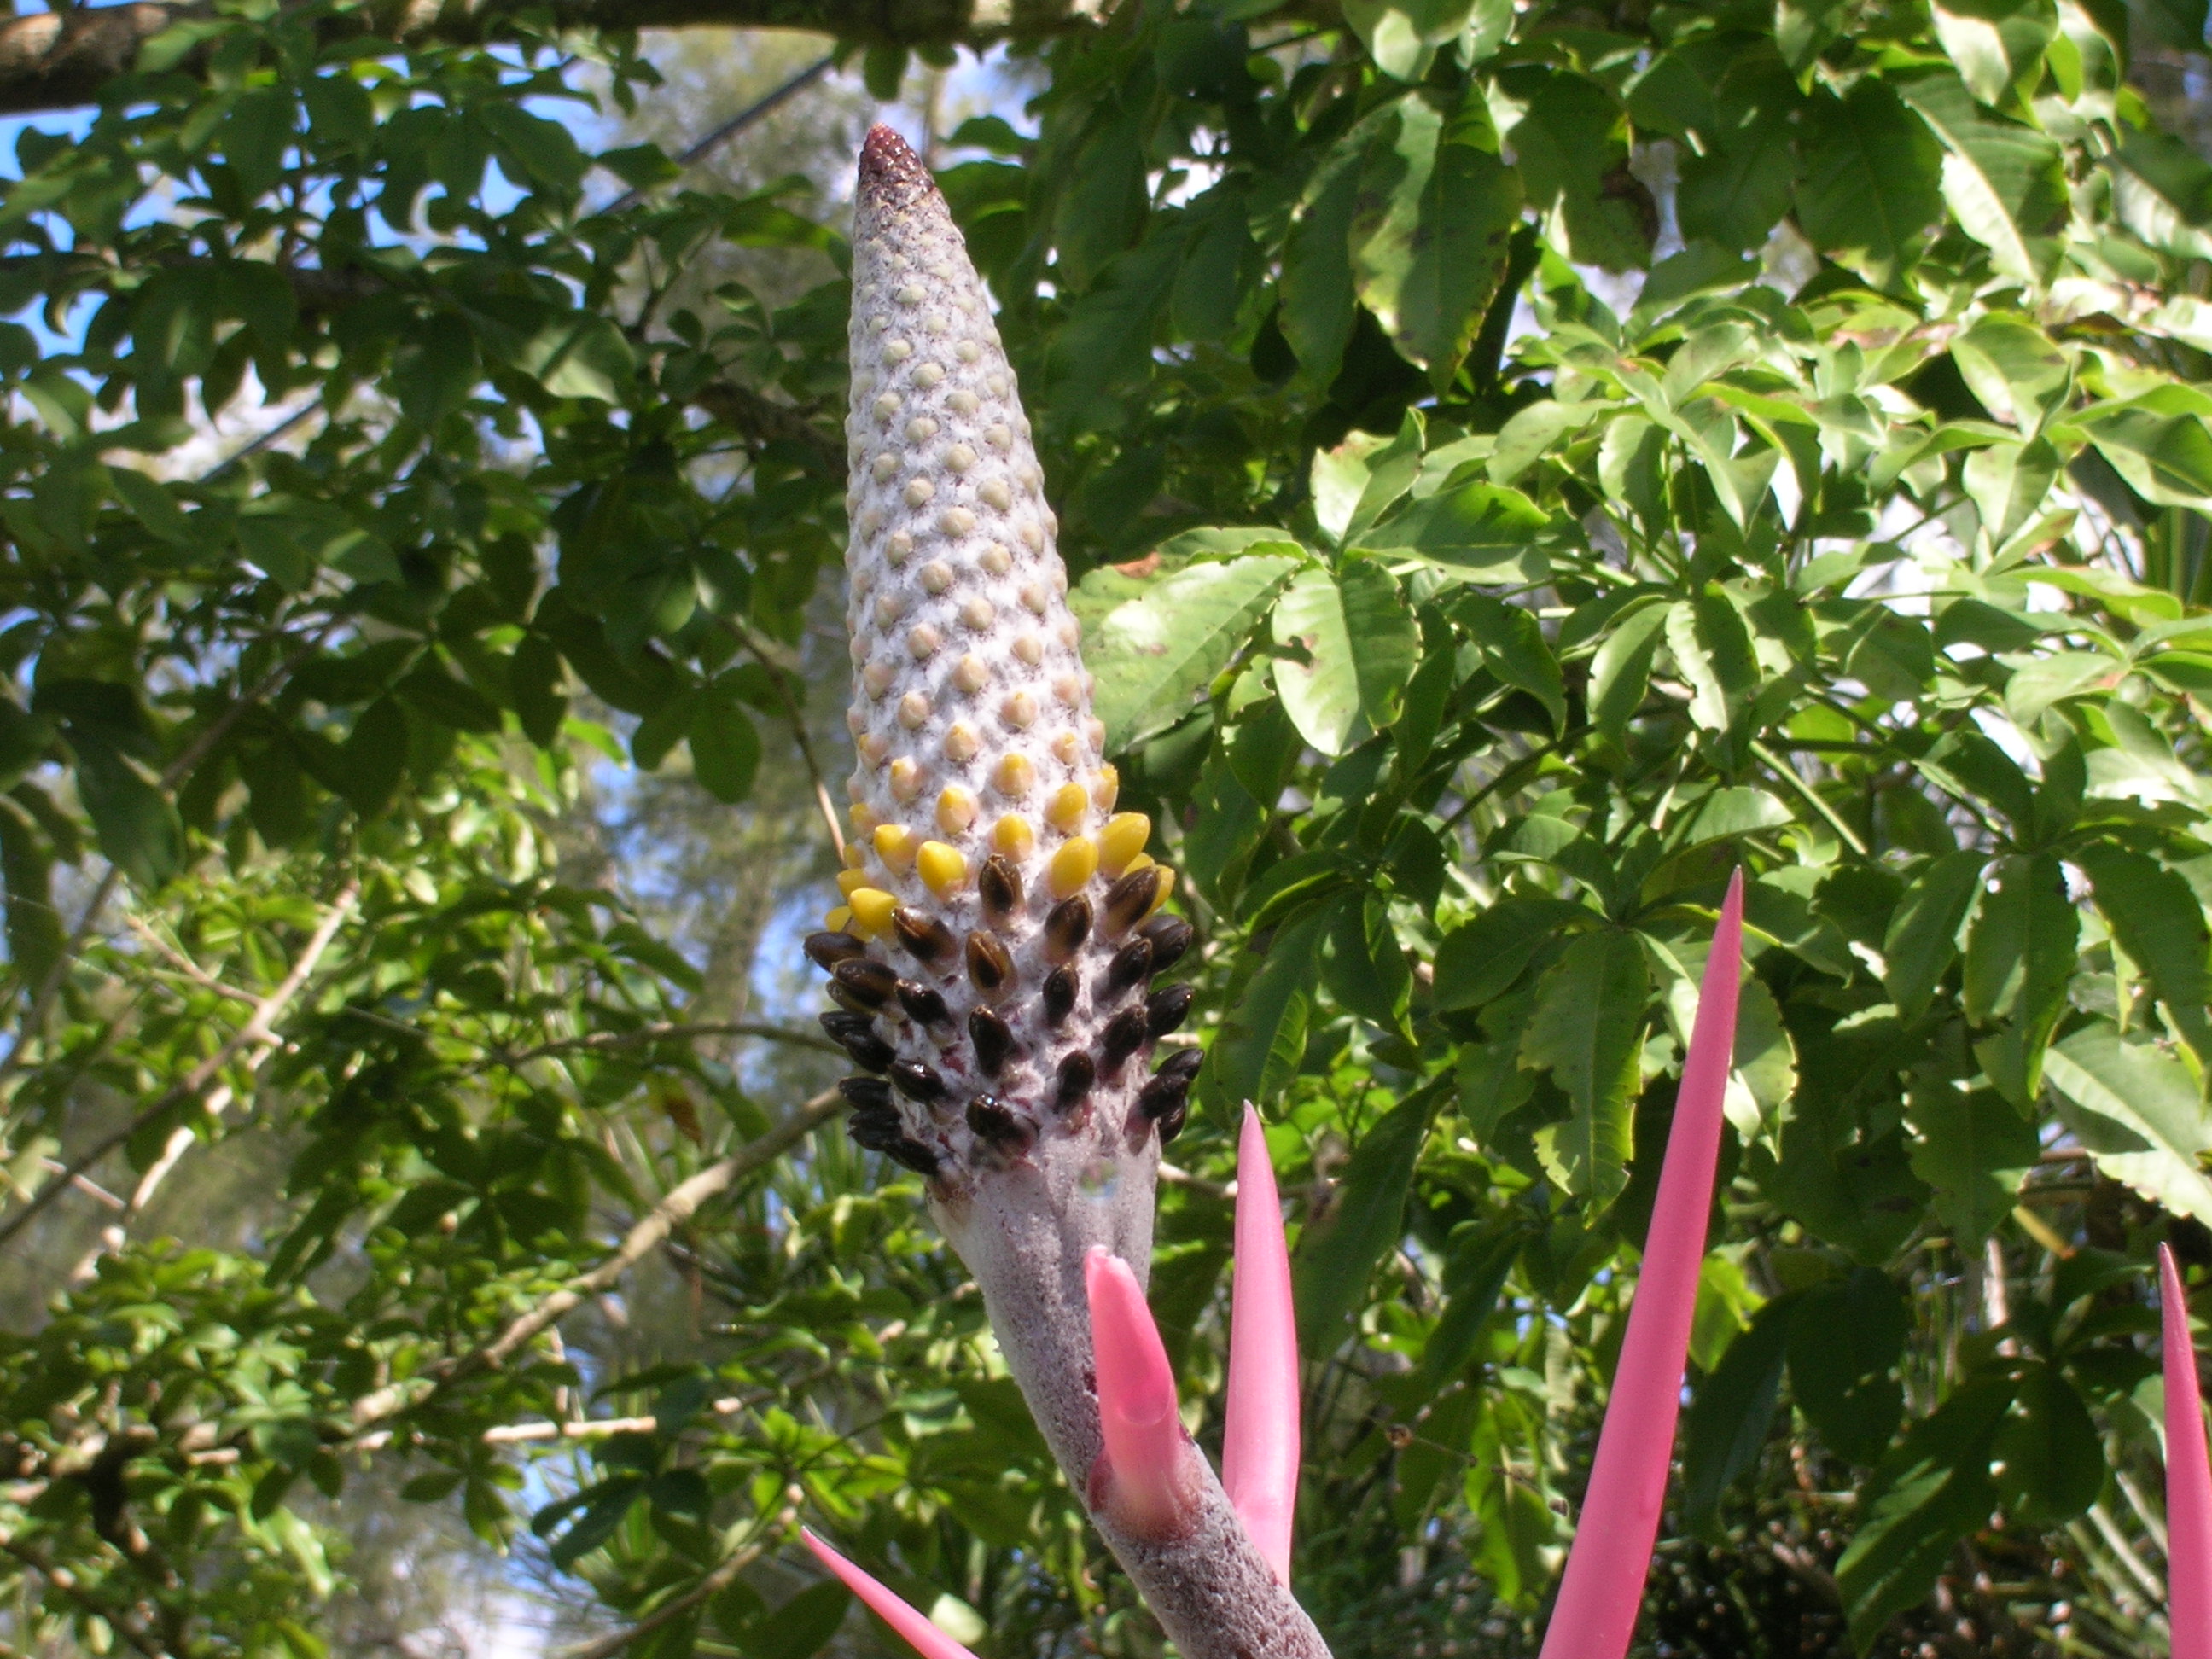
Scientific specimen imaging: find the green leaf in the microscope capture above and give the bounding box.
[1883,849,1987,1019]
[1324,891,1414,1031]
[752,1580,853,1659]
[2002,649,2115,727]
[1590,600,1670,744]
[2075,845,2212,1064]
[1523,928,1649,1208]
[1961,853,2075,1028]
[1271,562,1417,756]
[1350,88,1521,387]
[1312,412,1423,546]
[1353,479,1547,581]
[1836,1378,2012,1652]
[0,796,62,986]
[1434,896,1584,1010]
[1963,438,2062,550]
[1906,1086,2038,1244]
[2045,1023,2212,1226]
[1046,224,1183,423]
[1950,317,2069,434]
[689,694,760,805]
[1991,1363,2104,1528]
[2069,390,2212,511]
[1787,1270,1907,1464]
[478,102,586,195]
[1665,587,1759,733]
[1499,67,1650,272]
[392,311,480,428]
[1280,119,1377,387]
[73,736,183,890]
[1897,73,2066,284]
[1082,552,1299,748]
[2102,131,2212,259]
[1681,1295,1793,1532]
[1294,1086,1439,1350]
[1932,0,2058,105]
[1453,594,1563,732]
[1208,908,1328,1113]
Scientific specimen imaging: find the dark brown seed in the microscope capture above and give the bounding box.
[820,1010,876,1043]
[848,1106,904,1150]
[827,981,876,1018]
[1103,936,1154,998]
[1155,1100,1188,1144]
[1043,896,1091,963]
[1155,1045,1205,1086]
[1042,965,1078,1027]
[969,1007,1016,1076]
[966,1094,1035,1155]
[979,856,1022,923]
[1138,1070,1190,1120]
[885,1136,941,1176]
[840,1075,894,1110]
[1100,867,1163,939]
[897,980,951,1027]
[839,1029,897,1072]
[1146,984,1195,1038]
[1099,1006,1149,1074]
[1054,1051,1095,1113]
[892,906,958,964]
[1136,915,1193,974]
[806,930,868,972]
[832,956,898,1009]
[890,1060,946,1103]
[966,931,1014,997]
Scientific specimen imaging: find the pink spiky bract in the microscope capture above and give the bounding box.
[2163,1244,2211,1659]
[1086,1248,1202,1536]
[800,1528,978,1659]
[1539,869,1744,1659]
[1223,1103,1300,1583]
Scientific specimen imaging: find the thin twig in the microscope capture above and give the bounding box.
[0,620,341,1097]
[1749,736,1870,856]
[0,882,358,1250]
[475,1088,842,1368]
[493,1021,843,1067]
[0,1538,165,1659]
[602,55,837,215]
[721,616,845,859]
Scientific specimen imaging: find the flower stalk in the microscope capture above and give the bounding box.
[2163,1243,2209,1659]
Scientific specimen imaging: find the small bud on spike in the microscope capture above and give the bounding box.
[896,979,951,1027]
[1155,1099,1188,1143]
[979,855,1022,922]
[838,1075,894,1109]
[966,1094,1036,1157]
[832,957,898,1010]
[969,1007,1016,1076]
[820,1011,876,1044]
[1138,1070,1190,1121]
[837,1028,897,1072]
[1135,914,1193,973]
[1043,896,1092,963]
[965,931,1014,997]
[805,931,868,972]
[847,1103,905,1150]
[1054,1051,1095,1113]
[890,1060,947,1103]
[1155,1046,1205,1086]
[826,980,876,1018]
[892,906,958,964]
[1042,965,1078,1027]
[884,1137,940,1176]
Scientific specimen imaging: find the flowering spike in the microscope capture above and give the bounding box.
[1223,1103,1300,1583]
[1086,1248,1202,1536]
[2163,1244,2211,1659]
[1540,869,1743,1659]
[800,1529,979,1659]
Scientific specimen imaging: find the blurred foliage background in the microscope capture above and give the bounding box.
[1,0,2211,1655]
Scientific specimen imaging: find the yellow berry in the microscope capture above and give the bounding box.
[1099,812,1150,876]
[874,824,918,873]
[1045,782,1088,834]
[1145,868,1175,920]
[991,815,1036,859]
[1049,836,1099,899]
[836,868,870,898]
[917,841,969,899]
[937,785,978,833]
[824,905,853,932]
[848,888,896,938]
[1123,852,1156,876]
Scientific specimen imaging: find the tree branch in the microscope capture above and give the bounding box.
[0,879,358,1250]
[491,1020,844,1067]
[0,0,1096,119]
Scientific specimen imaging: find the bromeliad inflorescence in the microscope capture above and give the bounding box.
[806,125,1193,1193]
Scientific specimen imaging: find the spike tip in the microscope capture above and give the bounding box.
[1223,1103,1300,1582]
[801,1528,979,1659]
[1540,870,1744,1659]
[1086,1249,1202,1536]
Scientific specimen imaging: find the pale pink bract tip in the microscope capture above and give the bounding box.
[1086,1248,1200,1535]
[800,1528,980,1659]
[2162,1244,2211,1659]
[1539,869,1743,1659]
[1224,1102,1300,1583]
